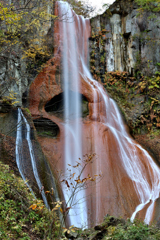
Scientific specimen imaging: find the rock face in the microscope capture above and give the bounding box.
[0,52,28,107]
[90,0,160,79]
[0,0,54,108]
[89,0,160,168]
[1,0,160,230]
[28,1,160,228]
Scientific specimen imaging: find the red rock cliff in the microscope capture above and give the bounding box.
[29,1,160,228]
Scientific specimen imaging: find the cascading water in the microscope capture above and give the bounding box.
[16,108,35,195]
[28,1,160,229]
[16,108,49,208]
[58,2,88,227]
[91,82,160,225]
[57,1,160,227]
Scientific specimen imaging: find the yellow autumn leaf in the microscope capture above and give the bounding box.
[45,191,50,194]
[38,206,44,210]
[29,204,37,210]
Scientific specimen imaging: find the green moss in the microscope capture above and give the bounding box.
[24,108,31,116]
[37,130,55,137]
[76,215,160,239]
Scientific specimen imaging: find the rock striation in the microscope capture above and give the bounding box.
[90,0,160,79]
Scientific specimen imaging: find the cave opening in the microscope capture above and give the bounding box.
[45,93,63,119]
[45,92,89,119]
[33,118,60,138]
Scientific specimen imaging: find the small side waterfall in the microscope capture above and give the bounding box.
[16,108,49,208]
[15,108,35,195]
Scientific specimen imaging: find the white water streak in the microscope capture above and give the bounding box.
[91,83,160,224]
[15,108,35,196]
[59,2,87,227]
[80,30,160,225]
[16,109,49,209]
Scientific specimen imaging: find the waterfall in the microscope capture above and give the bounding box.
[57,1,160,227]
[15,108,35,196]
[58,2,88,227]
[16,108,49,209]
[92,83,160,225]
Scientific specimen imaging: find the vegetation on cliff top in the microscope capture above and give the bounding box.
[0,0,94,59]
[0,0,95,87]
[135,0,160,13]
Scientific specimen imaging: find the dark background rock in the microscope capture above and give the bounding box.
[90,0,160,80]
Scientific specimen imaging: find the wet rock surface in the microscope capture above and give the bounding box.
[28,6,160,229]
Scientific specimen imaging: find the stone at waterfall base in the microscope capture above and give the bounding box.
[64,215,160,239]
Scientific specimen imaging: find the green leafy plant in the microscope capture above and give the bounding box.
[0,162,61,239]
[135,0,160,13]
